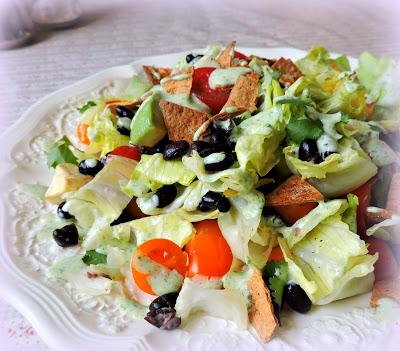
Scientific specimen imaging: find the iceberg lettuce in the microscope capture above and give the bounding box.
[218,191,264,262]
[175,278,248,329]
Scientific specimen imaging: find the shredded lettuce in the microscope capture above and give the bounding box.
[342,194,359,233]
[124,75,152,100]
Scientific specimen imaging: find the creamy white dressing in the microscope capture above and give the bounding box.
[317,134,338,154]
[344,81,359,93]
[150,194,159,208]
[203,152,226,165]
[85,159,98,168]
[117,117,131,130]
[208,67,251,89]
[160,73,192,84]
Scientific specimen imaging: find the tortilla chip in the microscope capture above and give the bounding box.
[370,278,400,308]
[216,41,236,68]
[271,57,303,85]
[248,269,278,343]
[106,99,141,115]
[386,173,400,214]
[265,175,324,206]
[367,207,392,225]
[161,67,194,95]
[159,100,210,143]
[223,72,259,112]
[143,65,172,85]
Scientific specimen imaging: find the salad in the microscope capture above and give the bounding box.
[29,41,400,342]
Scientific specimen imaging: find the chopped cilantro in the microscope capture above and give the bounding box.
[286,118,323,144]
[262,260,288,308]
[82,250,107,265]
[271,69,282,80]
[47,136,78,168]
[77,100,96,114]
[340,114,350,124]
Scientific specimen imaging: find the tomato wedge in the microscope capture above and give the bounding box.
[185,220,233,278]
[234,50,248,60]
[367,238,399,281]
[268,246,284,262]
[191,67,231,115]
[109,145,141,161]
[77,123,90,145]
[348,177,376,237]
[131,239,187,295]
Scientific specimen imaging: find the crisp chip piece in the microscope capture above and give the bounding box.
[223,72,259,112]
[216,41,236,68]
[248,269,278,343]
[370,278,400,308]
[161,67,194,95]
[271,57,303,85]
[386,173,400,214]
[106,99,140,115]
[265,175,324,206]
[159,100,210,143]
[143,65,172,85]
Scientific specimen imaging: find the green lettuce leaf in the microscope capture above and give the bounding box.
[333,55,351,72]
[342,194,359,233]
[278,215,377,305]
[218,191,264,262]
[175,278,248,329]
[222,265,255,307]
[47,136,78,168]
[124,75,152,100]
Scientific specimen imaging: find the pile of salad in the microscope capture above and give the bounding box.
[35,42,400,341]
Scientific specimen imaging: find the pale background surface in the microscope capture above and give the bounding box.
[0,0,398,349]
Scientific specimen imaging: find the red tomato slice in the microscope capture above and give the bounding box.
[131,239,187,295]
[234,50,248,60]
[348,177,376,237]
[367,237,399,281]
[268,246,284,262]
[274,202,318,225]
[191,67,231,115]
[77,124,90,145]
[109,145,141,161]
[185,220,233,278]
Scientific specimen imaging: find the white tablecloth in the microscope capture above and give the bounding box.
[0,0,399,349]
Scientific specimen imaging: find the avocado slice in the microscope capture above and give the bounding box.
[130,93,167,146]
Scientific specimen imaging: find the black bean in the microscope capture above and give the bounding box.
[78,159,104,176]
[204,152,235,172]
[115,105,136,118]
[198,191,231,213]
[149,292,179,312]
[53,224,79,247]
[283,283,312,314]
[153,185,177,208]
[145,307,181,330]
[117,126,130,136]
[190,141,211,153]
[322,151,336,159]
[163,141,190,160]
[185,53,204,64]
[57,201,73,220]
[140,145,162,155]
[209,132,232,152]
[211,120,234,136]
[298,139,322,164]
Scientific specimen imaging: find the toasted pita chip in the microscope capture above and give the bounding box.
[223,72,259,112]
[161,67,194,95]
[271,57,303,85]
[216,41,236,68]
[370,278,400,308]
[367,207,393,225]
[143,65,172,85]
[265,175,324,207]
[159,100,210,143]
[106,99,141,115]
[386,173,400,214]
[248,269,278,343]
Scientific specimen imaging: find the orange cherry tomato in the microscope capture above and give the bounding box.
[131,239,187,295]
[274,202,317,225]
[268,246,284,262]
[77,123,90,145]
[185,220,233,278]
[367,237,399,281]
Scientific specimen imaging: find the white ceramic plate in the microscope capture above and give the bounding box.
[0,48,398,351]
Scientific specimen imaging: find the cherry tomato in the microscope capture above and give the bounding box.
[234,50,248,60]
[366,237,399,281]
[274,202,318,225]
[109,145,141,161]
[348,177,376,237]
[131,239,187,295]
[77,123,90,145]
[191,67,231,115]
[185,220,233,278]
[268,246,284,262]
